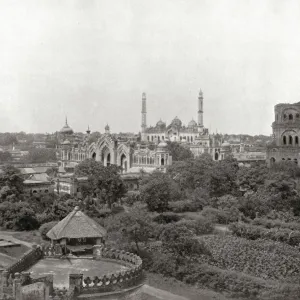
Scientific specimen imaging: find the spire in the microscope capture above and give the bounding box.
[65,116,68,125]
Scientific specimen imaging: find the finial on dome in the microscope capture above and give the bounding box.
[199,89,203,98]
[65,116,68,125]
[86,125,91,135]
[105,124,110,133]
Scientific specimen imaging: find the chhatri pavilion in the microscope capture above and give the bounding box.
[46,206,107,255]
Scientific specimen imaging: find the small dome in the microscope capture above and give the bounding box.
[188,119,197,127]
[156,119,165,127]
[171,116,182,127]
[105,124,110,131]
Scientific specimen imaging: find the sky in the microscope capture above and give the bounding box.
[1,0,300,135]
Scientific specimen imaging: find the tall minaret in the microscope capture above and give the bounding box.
[198,89,204,132]
[141,92,147,141]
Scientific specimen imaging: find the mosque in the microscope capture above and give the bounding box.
[56,90,232,178]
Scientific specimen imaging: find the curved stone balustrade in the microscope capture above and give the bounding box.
[81,248,144,294]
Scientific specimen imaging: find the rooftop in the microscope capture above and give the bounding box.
[47,206,107,240]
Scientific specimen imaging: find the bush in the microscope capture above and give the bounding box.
[230,222,300,246]
[175,217,214,236]
[253,217,300,231]
[111,205,125,215]
[152,212,182,224]
[97,208,112,218]
[39,221,59,240]
[169,200,202,213]
[148,251,178,277]
[122,191,140,206]
[201,207,232,224]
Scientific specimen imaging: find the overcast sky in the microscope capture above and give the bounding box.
[1,0,300,135]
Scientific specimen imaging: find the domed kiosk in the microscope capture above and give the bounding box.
[0,207,145,300]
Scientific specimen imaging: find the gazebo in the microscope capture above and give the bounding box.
[46,206,107,255]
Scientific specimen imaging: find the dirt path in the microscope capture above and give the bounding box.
[143,285,189,300]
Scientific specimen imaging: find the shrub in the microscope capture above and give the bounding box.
[169,200,202,213]
[122,191,140,206]
[97,208,112,218]
[201,207,232,224]
[111,205,125,215]
[253,217,300,231]
[39,221,59,240]
[148,252,178,277]
[230,222,300,247]
[152,212,182,224]
[175,217,214,235]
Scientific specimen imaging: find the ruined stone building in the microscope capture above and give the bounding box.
[267,102,300,166]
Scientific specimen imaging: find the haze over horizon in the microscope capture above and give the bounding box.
[1,0,300,135]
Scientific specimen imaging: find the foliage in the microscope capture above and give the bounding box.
[0,201,39,230]
[230,222,300,246]
[104,209,153,251]
[209,155,239,197]
[122,191,140,206]
[46,167,59,178]
[252,217,300,231]
[168,199,202,213]
[152,212,182,224]
[160,223,210,258]
[74,159,127,208]
[167,155,214,191]
[0,151,12,162]
[0,165,24,197]
[166,142,193,161]
[201,207,239,224]
[200,235,300,281]
[140,171,172,212]
[39,221,59,240]
[22,148,57,163]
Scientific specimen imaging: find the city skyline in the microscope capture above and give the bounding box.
[1,0,300,135]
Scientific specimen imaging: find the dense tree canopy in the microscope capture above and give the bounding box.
[0,151,12,162]
[140,171,174,212]
[74,159,126,208]
[23,148,57,163]
[166,142,194,161]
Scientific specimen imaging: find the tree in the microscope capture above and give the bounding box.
[166,142,194,161]
[209,155,239,197]
[160,223,210,258]
[0,165,24,196]
[46,167,58,178]
[0,151,12,162]
[140,171,172,212]
[22,148,57,163]
[0,201,39,230]
[105,209,153,251]
[167,154,214,191]
[74,159,126,208]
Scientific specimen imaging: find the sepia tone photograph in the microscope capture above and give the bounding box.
[0,1,300,299]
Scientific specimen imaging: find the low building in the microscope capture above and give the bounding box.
[23,179,54,195]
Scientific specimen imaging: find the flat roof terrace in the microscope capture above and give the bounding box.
[28,257,129,288]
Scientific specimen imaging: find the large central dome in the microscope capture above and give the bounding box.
[60,118,74,135]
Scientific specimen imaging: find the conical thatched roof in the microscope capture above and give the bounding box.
[47,206,107,240]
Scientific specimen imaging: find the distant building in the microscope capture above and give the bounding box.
[266,102,300,166]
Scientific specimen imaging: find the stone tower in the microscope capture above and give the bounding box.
[198,89,204,132]
[141,92,147,141]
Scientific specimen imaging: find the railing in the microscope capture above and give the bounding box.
[80,248,144,294]
[6,245,43,275]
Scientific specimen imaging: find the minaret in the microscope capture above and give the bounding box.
[198,89,203,126]
[141,92,147,141]
[86,125,91,135]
